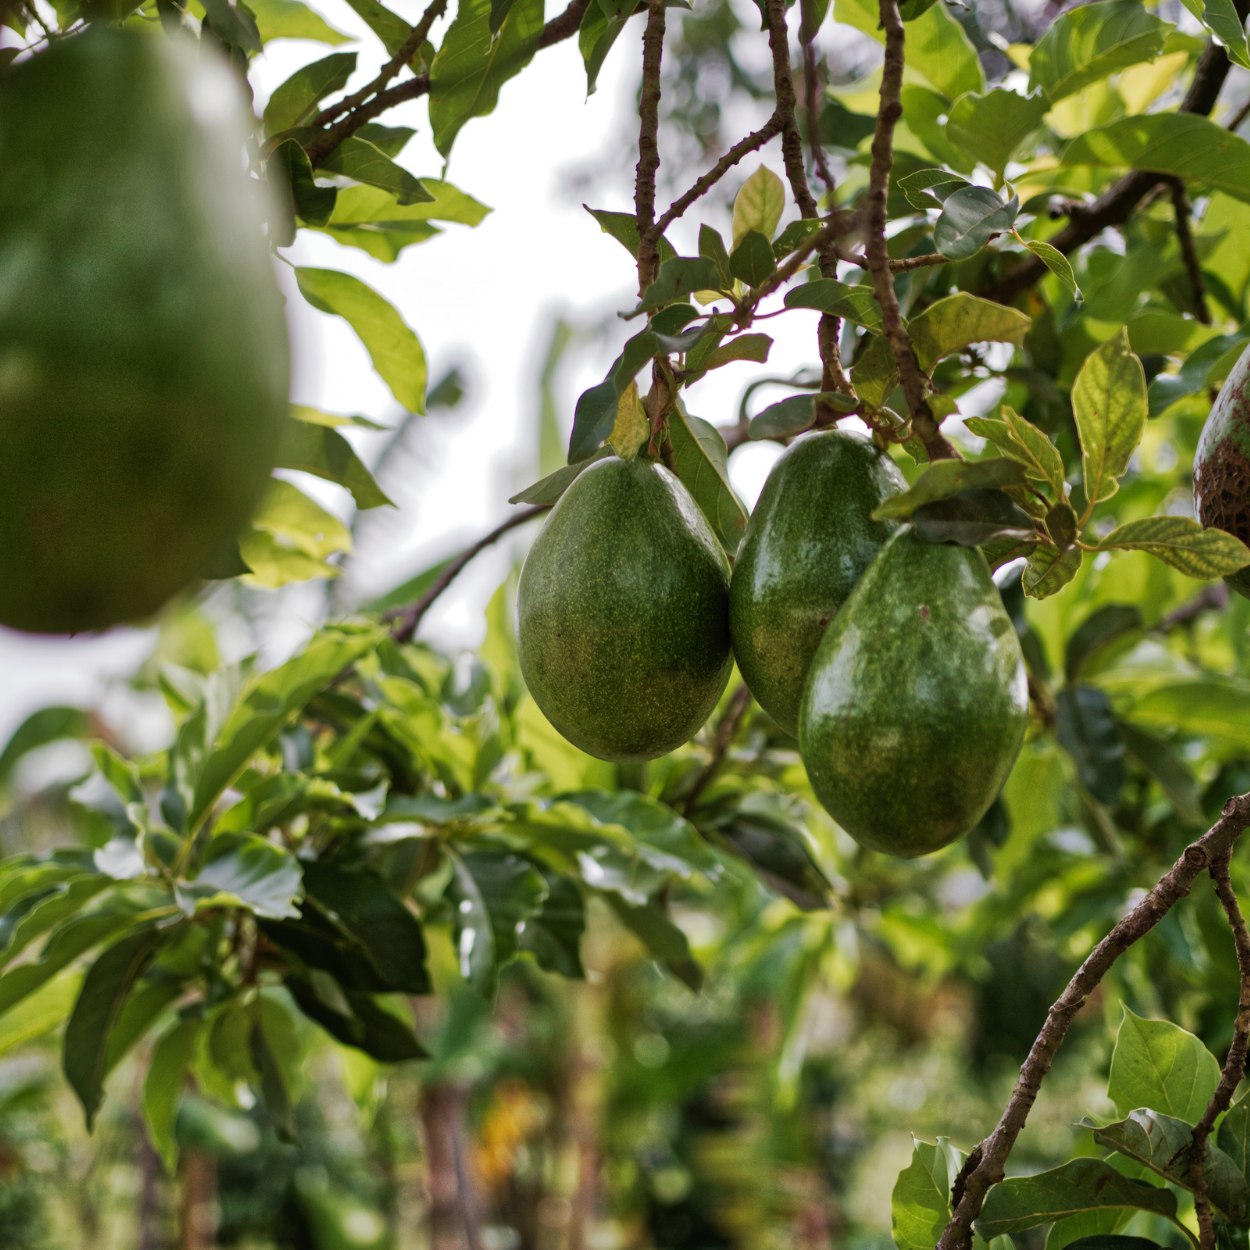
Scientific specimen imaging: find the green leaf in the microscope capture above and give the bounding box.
[1086,1109,1249,1221]
[783,279,882,330]
[1097,516,1250,578]
[241,479,352,587]
[1072,328,1147,506]
[517,868,585,979]
[559,790,720,879]
[907,292,1032,375]
[1126,679,1250,751]
[301,861,430,994]
[1064,604,1142,682]
[278,416,393,510]
[934,187,1019,261]
[1189,0,1250,69]
[89,741,142,805]
[1117,722,1202,824]
[729,230,776,286]
[1062,114,1250,206]
[903,0,983,98]
[1219,1095,1250,1186]
[1045,1215,1134,1250]
[143,1017,201,1175]
[873,459,1027,521]
[1055,684,1124,806]
[64,927,161,1129]
[636,256,724,313]
[352,123,416,158]
[602,893,702,990]
[251,997,299,1140]
[667,406,749,555]
[700,332,772,373]
[202,0,262,49]
[446,849,547,998]
[509,447,613,505]
[1024,240,1082,301]
[850,333,899,413]
[186,627,383,834]
[749,391,858,441]
[912,489,1037,548]
[272,139,338,232]
[0,706,89,788]
[1028,0,1172,102]
[578,0,637,95]
[341,0,410,53]
[583,206,677,264]
[976,1159,1181,1241]
[1108,1007,1221,1122]
[0,875,109,970]
[966,407,1066,497]
[296,268,427,413]
[897,167,971,211]
[249,0,352,43]
[328,181,492,227]
[263,52,356,136]
[0,966,82,1061]
[946,89,1049,176]
[892,1137,954,1250]
[317,137,433,206]
[428,0,544,157]
[731,165,785,249]
[1023,544,1082,599]
[177,834,303,920]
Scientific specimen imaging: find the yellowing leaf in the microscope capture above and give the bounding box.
[1072,328,1147,504]
[607,382,649,460]
[1098,515,1250,578]
[732,166,785,249]
[907,292,1031,375]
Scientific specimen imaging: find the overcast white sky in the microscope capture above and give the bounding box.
[0,0,867,745]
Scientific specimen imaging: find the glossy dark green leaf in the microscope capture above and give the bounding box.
[250,998,298,1140]
[771,218,824,259]
[908,293,1032,375]
[263,52,356,136]
[177,835,302,920]
[582,206,677,264]
[783,279,883,330]
[749,391,857,441]
[874,459,1028,521]
[64,927,161,1129]
[934,187,1019,261]
[698,333,772,373]
[102,974,185,1077]
[716,810,829,911]
[285,974,428,1061]
[729,230,776,286]
[1117,722,1201,824]
[341,0,411,53]
[897,167,971,211]
[1023,544,1082,599]
[1055,685,1124,807]
[143,1017,201,1175]
[569,376,620,464]
[318,137,434,207]
[518,869,585,979]
[510,447,612,505]
[278,414,393,509]
[912,489,1038,548]
[699,223,733,287]
[201,0,262,50]
[0,875,109,970]
[636,256,724,313]
[428,0,544,156]
[272,139,338,232]
[1109,1007,1221,1121]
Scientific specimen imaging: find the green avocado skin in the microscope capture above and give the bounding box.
[0,31,288,633]
[729,431,905,735]
[798,530,1028,858]
[1194,345,1250,600]
[516,456,733,762]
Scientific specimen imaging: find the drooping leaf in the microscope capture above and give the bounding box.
[578,0,637,96]
[907,293,1032,375]
[284,976,427,1061]
[0,706,89,789]
[317,137,434,206]
[731,165,785,249]
[602,893,702,990]
[201,0,262,49]
[946,88,1049,176]
[873,459,1028,520]
[699,333,772,373]
[1072,329,1148,505]
[1025,240,1083,301]
[1219,1095,1250,1186]
[143,1017,201,1175]
[1186,0,1250,69]
[784,279,883,330]
[341,0,410,54]
[271,140,337,233]
[934,187,1019,261]
[912,489,1038,548]
[1023,544,1083,599]
[1028,0,1172,102]
[636,256,724,313]
[1055,685,1125,807]
[975,1158,1181,1241]
[263,52,356,136]
[428,0,544,157]
[1064,604,1143,682]
[1108,1007,1222,1122]
[251,997,299,1140]
[278,415,393,510]
[517,868,586,979]
[749,391,857,441]
[667,406,749,555]
[1098,516,1250,578]
[0,967,83,1062]
[729,230,777,287]
[582,206,677,264]
[510,448,614,505]
[250,0,352,42]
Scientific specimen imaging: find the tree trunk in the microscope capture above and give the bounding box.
[420,1081,482,1250]
[180,1150,217,1250]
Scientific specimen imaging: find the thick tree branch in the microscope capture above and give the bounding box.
[986,40,1231,305]
[765,0,817,221]
[683,685,752,816]
[306,76,431,165]
[1190,854,1250,1249]
[635,0,667,294]
[1169,177,1210,325]
[937,792,1250,1250]
[537,0,591,47]
[863,0,956,460]
[385,507,547,643]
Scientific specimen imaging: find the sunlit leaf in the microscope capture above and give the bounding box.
[731,165,785,249]
[908,293,1032,375]
[1072,329,1146,505]
[1108,1007,1221,1122]
[1097,516,1250,578]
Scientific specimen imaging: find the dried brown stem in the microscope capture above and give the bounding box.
[635,0,667,294]
[937,792,1250,1250]
[683,684,752,816]
[1189,853,1250,1249]
[385,507,547,644]
[863,0,956,460]
[1169,177,1211,325]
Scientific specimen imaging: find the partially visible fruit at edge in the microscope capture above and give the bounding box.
[1195,345,1250,600]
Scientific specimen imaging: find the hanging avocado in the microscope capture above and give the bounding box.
[799,530,1028,858]
[516,456,733,761]
[0,30,289,633]
[1195,346,1250,599]
[729,430,905,735]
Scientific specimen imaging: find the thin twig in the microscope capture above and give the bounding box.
[802,38,835,193]
[635,0,667,295]
[683,685,752,816]
[385,507,547,644]
[1169,177,1211,325]
[736,210,856,318]
[846,251,947,273]
[1189,853,1250,1250]
[937,791,1250,1250]
[1228,96,1250,132]
[863,0,956,460]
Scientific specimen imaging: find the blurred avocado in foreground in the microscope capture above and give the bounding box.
[516,455,733,761]
[729,430,905,736]
[0,29,288,634]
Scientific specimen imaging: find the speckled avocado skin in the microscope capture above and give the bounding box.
[798,530,1028,858]
[729,431,905,735]
[516,456,733,761]
[1195,345,1250,599]
[0,31,288,633]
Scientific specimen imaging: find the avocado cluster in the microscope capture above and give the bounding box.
[515,429,1029,859]
[0,30,289,634]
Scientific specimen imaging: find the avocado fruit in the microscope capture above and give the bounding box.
[1195,345,1250,599]
[0,30,289,633]
[516,456,733,761]
[798,530,1028,857]
[729,430,905,735]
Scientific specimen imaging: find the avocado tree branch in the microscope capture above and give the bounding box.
[863,0,956,460]
[736,210,855,319]
[635,0,667,294]
[1189,853,1250,1250]
[385,506,548,644]
[937,792,1250,1250]
[1169,177,1211,325]
[846,250,946,273]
